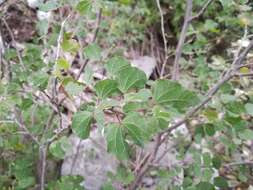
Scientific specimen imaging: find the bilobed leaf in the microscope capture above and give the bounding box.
[72,111,93,139]
[84,43,102,61]
[105,56,130,76]
[76,0,91,15]
[95,79,118,99]
[152,80,199,112]
[106,124,129,160]
[123,112,146,146]
[116,66,147,93]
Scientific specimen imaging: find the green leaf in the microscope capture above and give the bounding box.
[76,0,92,15]
[17,177,35,189]
[245,103,253,116]
[55,176,84,190]
[39,1,60,11]
[225,101,245,116]
[84,43,102,61]
[124,89,151,102]
[65,82,83,96]
[238,129,253,140]
[105,56,130,77]
[56,58,70,70]
[106,124,129,160]
[123,112,147,146]
[61,33,80,54]
[196,182,215,190]
[116,66,147,93]
[49,136,71,159]
[152,80,199,112]
[72,111,93,139]
[214,176,228,188]
[95,79,118,99]
[203,123,216,136]
[212,156,222,169]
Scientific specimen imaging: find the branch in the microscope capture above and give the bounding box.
[129,39,253,190]
[156,0,168,77]
[75,8,102,80]
[13,107,39,144]
[1,18,25,70]
[39,145,47,190]
[189,0,214,21]
[172,0,192,80]
[224,160,253,167]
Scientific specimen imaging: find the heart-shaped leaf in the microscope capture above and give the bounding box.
[95,79,118,99]
[123,112,147,146]
[72,111,93,139]
[105,56,130,77]
[152,80,199,112]
[106,124,129,160]
[116,66,147,93]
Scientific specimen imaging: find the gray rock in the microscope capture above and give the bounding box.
[61,130,118,190]
[131,56,156,78]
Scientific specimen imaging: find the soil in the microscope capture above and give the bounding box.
[0,0,37,43]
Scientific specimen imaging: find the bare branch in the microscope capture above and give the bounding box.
[189,0,214,21]
[129,39,253,190]
[172,0,192,80]
[1,18,25,70]
[13,107,39,144]
[156,0,168,77]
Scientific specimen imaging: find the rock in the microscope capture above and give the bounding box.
[61,130,118,190]
[131,56,156,78]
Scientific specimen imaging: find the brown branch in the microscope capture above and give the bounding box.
[156,0,168,77]
[224,160,253,167]
[171,0,192,80]
[1,18,25,70]
[13,107,39,144]
[235,72,253,77]
[189,0,214,21]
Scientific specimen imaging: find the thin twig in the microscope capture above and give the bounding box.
[189,0,214,21]
[224,160,253,167]
[172,0,192,80]
[52,14,71,98]
[128,39,253,190]
[1,18,25,70]
[13,107,39,144]
[156,0,168,77]
[75,8,102,80]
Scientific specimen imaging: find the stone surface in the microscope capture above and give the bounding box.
[131,56,156,78]
[61,130,118,190]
